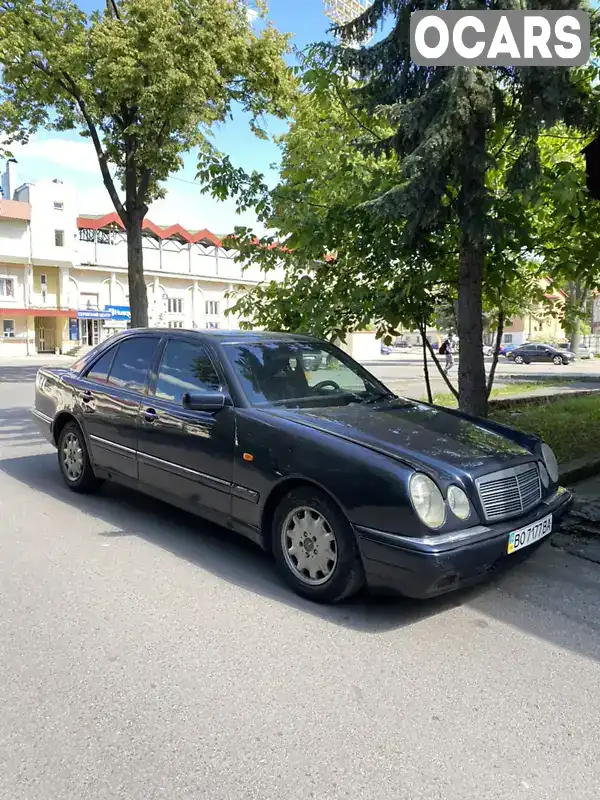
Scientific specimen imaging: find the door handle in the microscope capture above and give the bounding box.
[141,407,158,422]
[81,391,93,404]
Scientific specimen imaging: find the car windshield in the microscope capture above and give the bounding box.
[222,340,393,408]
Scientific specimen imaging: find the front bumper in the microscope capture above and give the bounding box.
[354,487,572,599]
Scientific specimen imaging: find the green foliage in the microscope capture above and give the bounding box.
[0,0,293,324]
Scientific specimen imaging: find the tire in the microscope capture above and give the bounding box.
[553,356,563,366]
[514,355,524,364]
[272,486,365,604]
[57,422,103,494]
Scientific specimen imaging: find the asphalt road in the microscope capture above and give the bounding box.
[2,363,600,800]
[367,351,600,397]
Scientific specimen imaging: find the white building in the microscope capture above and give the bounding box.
[0,159,284,357]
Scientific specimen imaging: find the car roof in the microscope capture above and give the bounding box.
[119,328,322,345]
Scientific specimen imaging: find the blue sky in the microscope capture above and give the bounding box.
[9,0,339,234]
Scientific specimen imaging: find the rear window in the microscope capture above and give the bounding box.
[86,348,116,384]
[107,337,161,393]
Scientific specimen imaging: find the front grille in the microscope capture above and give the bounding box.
[476,463,541,522]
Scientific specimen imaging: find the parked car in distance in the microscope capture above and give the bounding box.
[32,329,571,604]
[394,339,413,349]
[507,343,576,365]
[559,342,592,359]
[499,343,518,356]
[380,343,393,355]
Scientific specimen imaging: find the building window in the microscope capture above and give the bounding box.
[53,201,64,211]
[3,319,15,338]
[168,321,184,328]
[0,278,15,298]
[205,321,220,329]
[167,298,183,314]
[55,230,64,247]
[504,334,513,344]
[40,273,47,302]
[205,301,220,316]
[80,293,99,310]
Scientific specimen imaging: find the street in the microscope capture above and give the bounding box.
[2,362,600,800]
[367,351,600,397]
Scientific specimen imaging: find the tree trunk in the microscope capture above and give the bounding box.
[457,123,488,418]
[457,243,487,417]
[126,212,149,328]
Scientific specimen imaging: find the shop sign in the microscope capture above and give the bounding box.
[104,305,131,321]
[77,309,112,320]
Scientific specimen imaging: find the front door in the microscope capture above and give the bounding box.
[136,337,235,518]
[80,319,100,347]
[74,335,162,480]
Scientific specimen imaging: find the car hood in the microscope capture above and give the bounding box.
[264,399,535,477]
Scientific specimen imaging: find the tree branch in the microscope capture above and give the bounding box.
[423,336,459,399]
[334,86,383,142]
[22,23,127,224]
[486,308,504,396]
[418,321,433,403]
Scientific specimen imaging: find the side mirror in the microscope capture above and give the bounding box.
[182,392,228,412]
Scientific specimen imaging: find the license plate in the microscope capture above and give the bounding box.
[507,514,553,554]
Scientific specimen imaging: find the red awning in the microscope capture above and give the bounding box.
[0,308,75,317]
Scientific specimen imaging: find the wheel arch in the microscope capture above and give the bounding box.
[52,411,80,446]
[260,477,347,553]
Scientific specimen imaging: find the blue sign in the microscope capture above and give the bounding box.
[77,309,112,320]
[105,305,131,322]
[69,318,79,340]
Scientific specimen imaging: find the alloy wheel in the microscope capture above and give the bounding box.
[281,506,338,586]
[61,431,84,482]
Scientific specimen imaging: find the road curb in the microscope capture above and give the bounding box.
[559,456,600,485]
[489,388,600,410]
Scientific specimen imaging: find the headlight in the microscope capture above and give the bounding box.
[409,473,446,529]
[539,462,550,488]
[541,443,559,483]
[447,485,471,520]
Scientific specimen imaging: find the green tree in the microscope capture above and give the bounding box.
[199,74,549,408]
[532,128,600,350]
[0,0,293,326]
[317,3,597,416]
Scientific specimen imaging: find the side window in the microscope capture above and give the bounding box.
[86,348,116,384]
[107,337,160,393]
[154,340,222,405]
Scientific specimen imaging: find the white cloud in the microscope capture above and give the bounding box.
[6,133,265,236]
[11,134,100,174]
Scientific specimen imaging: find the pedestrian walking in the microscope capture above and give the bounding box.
[439,335,454,374]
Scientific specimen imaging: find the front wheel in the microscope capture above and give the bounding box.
[57,422,103,493]
[272,487,365,604]
[553,355,564,365]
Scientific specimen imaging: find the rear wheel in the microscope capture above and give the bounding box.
[272,487,365,604]
[57,422,103,493]
[514,355,524,364]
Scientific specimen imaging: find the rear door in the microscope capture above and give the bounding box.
[136,337,235,518]
[78,335,162,480]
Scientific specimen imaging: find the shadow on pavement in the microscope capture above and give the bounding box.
[0,366,43,383]
[1,406,600,651]
[0,449,477,635]
[0,407,48,449]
